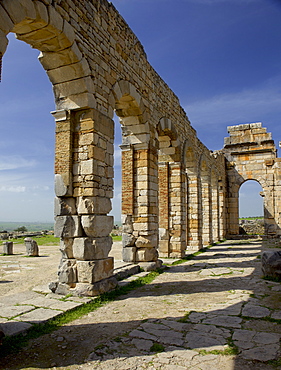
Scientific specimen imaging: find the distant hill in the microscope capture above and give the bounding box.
[0,222,54,232]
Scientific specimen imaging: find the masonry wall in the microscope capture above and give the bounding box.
[0,0,229,296]
[223,123,281,237]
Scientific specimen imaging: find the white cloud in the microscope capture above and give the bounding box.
[0,185,26,193]
[114,145,122,163]
[0,156,36,171]
[185,79,281,128]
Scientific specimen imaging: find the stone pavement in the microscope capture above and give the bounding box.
[1,238,281,369]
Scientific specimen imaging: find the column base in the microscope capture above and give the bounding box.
[138,260,163,272]
[49,276,118,297]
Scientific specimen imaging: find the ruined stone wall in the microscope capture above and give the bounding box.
[0,0,227,296]
[223,123,281,236]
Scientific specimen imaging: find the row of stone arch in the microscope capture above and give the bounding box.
[2,0,280,297]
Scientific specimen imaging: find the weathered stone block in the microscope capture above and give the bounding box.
[0,31,8,56]
[135,235,157,249]
[58,259,77,285]
[54,197,76,216]
[54,215,82,238]
[122,233,136,248]
[122,246,136,262]
[73,237,112,260]
[159,228,169,240]
[77,197,112,215]
[138,260,163,272]
[3,241,13,255]
[0,5,13,33]
[81,215,113,237]
[60,238,74,259]
[135,247,158,262]
[25,238,39,257]
[55,174,69,197]
[262,251,281,280]
[76,258,114,283]
[72,276,117,297]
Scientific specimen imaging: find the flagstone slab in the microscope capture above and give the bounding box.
[242,303,270,318]
[16,308,63,324]
[1,320,32,336]
[202,315,242,328]
[0,305,35,319]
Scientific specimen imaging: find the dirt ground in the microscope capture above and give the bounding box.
[1,238,281,370]
[0,241,123,297]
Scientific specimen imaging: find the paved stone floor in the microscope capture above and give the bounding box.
[1,238,281,369]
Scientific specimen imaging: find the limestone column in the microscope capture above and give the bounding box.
[227,184,239,235]
[187,174,202,250]
[201,179,212,247]
[122,142,160,270]
[212,181,219,243]
[169,163,186,257]
[52,108,117,296]
[158,162,170,257]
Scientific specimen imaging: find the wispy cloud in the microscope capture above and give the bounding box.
[0,185,26,193]
[185,76,281,128]
[0,156,36,171]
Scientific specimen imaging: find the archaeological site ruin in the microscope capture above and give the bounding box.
[1,0,281,296]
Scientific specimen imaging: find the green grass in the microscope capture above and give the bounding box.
[0,235,60,246]
[150,342,165,353]
[111,235,122,241]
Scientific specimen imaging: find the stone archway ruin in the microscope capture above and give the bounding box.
[1,1,280,297]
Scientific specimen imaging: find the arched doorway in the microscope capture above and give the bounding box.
[239,180,264,235]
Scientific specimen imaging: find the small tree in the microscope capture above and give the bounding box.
[14,226,27,233]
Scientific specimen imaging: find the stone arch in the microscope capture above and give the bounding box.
[0,0,118,296]
[1,0,92,110]
[157,117,185,258]
[183,141,201,250]
[110,80,160,268]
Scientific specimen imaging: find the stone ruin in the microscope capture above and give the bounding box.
[1,0,281,296]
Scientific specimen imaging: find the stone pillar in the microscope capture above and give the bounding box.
[227,183,239,236]
[25,238,39,257]
[169,163,186,257]
[121,145,136,262]
[158,162,170,257]
[3,241,13,255]
[264,185,277,235]
[218,178,227,240]
[134,144,159,270]
[52,108,117,296]
[187,174,202,250]
[212,181,219,243]
[122,142,160,270]
[201,179,212,247]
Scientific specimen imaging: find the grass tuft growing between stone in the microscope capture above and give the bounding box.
[150,342,165,353]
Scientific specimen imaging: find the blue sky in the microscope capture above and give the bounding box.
[1,0,281,222]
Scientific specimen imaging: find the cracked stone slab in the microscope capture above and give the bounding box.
[129,329,157,341]
[202,315,242,328]
[0,320,32,336]
[131,338,153,351]
[0,305,35,319]
[271,310,281,320]
[185,331,228,351]
[240,344,280,361]
[16,308,63,324]
[242,303,271,318]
